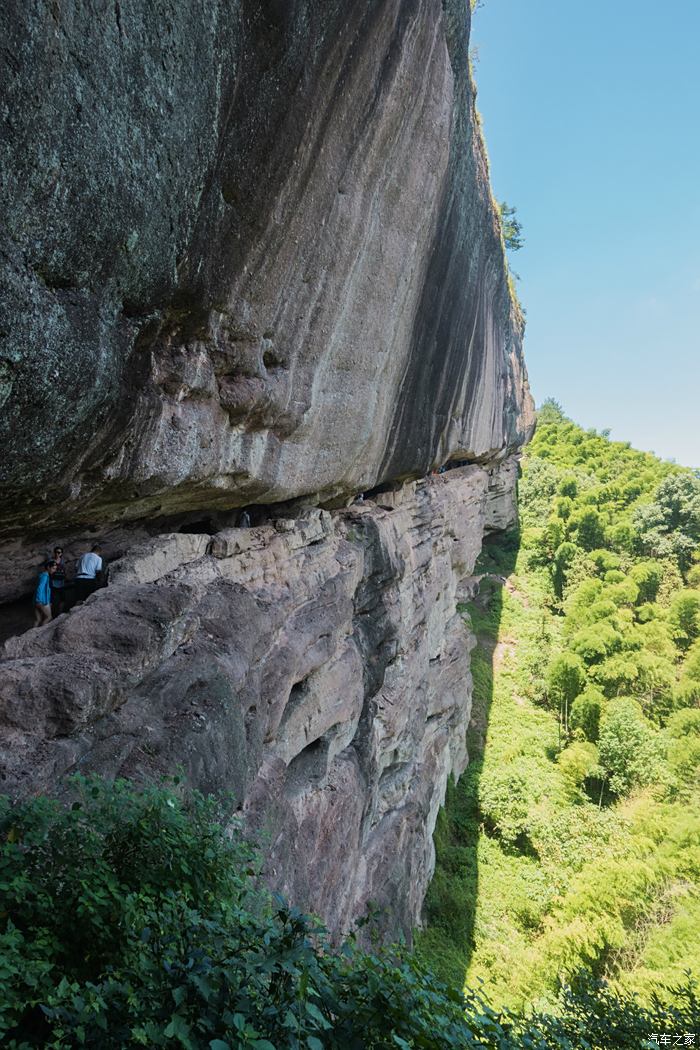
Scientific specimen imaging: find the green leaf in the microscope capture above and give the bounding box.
[164,1014,192,1046]
[191,973,213,1001]
[304,1002,331,1030]
[209,1042,231,1050]
[172,985,187,1006]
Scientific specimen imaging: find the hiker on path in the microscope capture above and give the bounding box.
[75,544,103,604]
[50,546,67,615]
[34,560,57,627]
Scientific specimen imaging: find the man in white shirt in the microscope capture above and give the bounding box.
[75,544,104,604]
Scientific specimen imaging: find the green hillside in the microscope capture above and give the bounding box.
[418,401,700,1012]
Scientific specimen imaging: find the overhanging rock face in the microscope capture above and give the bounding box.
[0,0,533,543]
[0,0,534,937]
[0,465,515,936]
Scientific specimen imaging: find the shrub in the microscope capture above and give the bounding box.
[668,736,700,799]
[669,590,700,648]
[570,687,605,742]
[558,475,579,498]
[597,699,662,795]
[547,653,586,711]
[686,563,700,588]
[634,473,700,571]
[558,742,599,792]
[552,541,577,596]
[667,708,700,738]
[569,508,606,552]
[5,778,698,1050]
[681,638,700,682]
[589,549,622,575]
[570,623,622,664]
[674,677,700,709]
[0,777,517,1049]
[478,768,534,846]
[606,579,640,607]
[630,561,664,603]
[606,521,637,554]
[425,412,700,1022]
[553,495,574,520]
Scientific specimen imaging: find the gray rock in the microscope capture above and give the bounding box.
[0,0,534,943]
[0,464,512,937]
[0,0,533,554]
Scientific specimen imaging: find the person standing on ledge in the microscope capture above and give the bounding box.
[50,546,67,616]
[75,543,104,604]
[34,560,57,627]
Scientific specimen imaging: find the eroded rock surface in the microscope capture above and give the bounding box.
[0,465,512,935]
[0,0,533,939]
[0,0,533,557]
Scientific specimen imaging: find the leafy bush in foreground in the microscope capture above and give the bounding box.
[1,778,697,1048]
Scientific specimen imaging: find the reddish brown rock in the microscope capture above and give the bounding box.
[0,464,513,936]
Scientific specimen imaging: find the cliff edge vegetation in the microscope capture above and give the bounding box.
[1,776,697,1048]
[419,401,700,1013]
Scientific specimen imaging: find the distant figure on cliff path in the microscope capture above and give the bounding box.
[50,546,67,615]
[34,560,57,627]
[75,544,103,603]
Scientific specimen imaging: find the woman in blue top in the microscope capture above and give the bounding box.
[34,560,57,627]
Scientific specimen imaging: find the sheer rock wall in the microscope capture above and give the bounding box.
[0,0,532,557]
[0,0,533,935]
[0,465,515,935]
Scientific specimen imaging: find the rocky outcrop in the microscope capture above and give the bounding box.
[0,0,533,939]
[0,0,533,561]
[0,464,514,935]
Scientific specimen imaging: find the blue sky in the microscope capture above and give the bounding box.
[471,0,700,467]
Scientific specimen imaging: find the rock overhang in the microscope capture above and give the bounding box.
[0,0,533,552]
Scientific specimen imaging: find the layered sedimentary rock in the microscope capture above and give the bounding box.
[0,465,514,934]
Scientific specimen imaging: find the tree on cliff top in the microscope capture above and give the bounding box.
[498,200,524,251]
[537,397,567,424]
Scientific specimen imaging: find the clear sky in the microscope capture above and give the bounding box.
[471,0,700,468]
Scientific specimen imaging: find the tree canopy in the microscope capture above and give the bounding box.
[420,408,700,1018]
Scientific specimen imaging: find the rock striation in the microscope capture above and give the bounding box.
[0,0,534,937]
[0,0,533,555]
[0,464,515,935]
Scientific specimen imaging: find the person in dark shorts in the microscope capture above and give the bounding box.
[50,546,67,615]
[74,544,103,603]
[34,560,57,627]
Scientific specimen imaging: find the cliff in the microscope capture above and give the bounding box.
[0,0,533,935]
[0,464,516,935]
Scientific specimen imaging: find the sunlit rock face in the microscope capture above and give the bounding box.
[0,0,533,937]
[0,0,533,550]
[0,466,513,936]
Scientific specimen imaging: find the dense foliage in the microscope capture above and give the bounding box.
[419,403,700,1025]
[2,777,698,1048]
